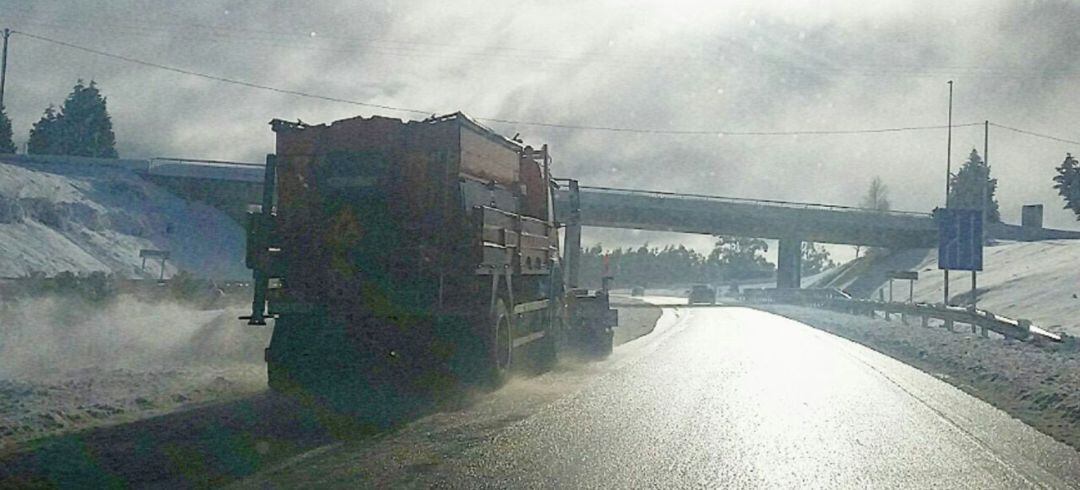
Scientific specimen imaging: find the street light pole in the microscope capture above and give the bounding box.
[946,81,954,207]
[944,81,953,306]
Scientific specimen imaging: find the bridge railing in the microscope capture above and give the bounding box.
[576,185,930,217]
[146,157,265,183]
[742,287,1063,345]
[148,157,264,170]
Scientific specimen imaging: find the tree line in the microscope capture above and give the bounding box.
[575,237,836,289]
[0,80,118,157]
[860,148,1080,225]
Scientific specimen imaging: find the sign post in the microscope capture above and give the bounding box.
[888,270,919,303]
[935,208,983,306]
[140,249,171,281]
[887,270,919,324]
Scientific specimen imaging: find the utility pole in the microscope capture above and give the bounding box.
[944,80,953,306]
[945,81,954,206]
[0,28,10,109]
[973,120,988,309]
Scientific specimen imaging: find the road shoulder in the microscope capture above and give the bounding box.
[755,304,1080,467]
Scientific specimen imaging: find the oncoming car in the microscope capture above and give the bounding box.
[688,284,716,305]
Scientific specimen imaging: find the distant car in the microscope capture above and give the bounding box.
[688,284,716,305]
[631,286,645,297]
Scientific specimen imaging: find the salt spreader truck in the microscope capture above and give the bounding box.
[244,112,616,408]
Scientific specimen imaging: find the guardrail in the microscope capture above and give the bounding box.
[743,287,1063,345]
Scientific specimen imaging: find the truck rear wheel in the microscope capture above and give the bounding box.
[489,297,513,384]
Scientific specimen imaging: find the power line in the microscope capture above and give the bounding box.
[12,30,432,116]
[0,29,998,137]
[480,117,984,135]
[1,6,579,58]
[989,122,1080,146]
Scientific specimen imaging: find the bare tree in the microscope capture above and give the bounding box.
[860,176,891,211]
[856,177,891,258]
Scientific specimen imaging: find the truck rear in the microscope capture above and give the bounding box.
[245,112,614,412]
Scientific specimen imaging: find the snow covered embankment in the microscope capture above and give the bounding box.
[819,240,1080,337]
[0,159,247,280]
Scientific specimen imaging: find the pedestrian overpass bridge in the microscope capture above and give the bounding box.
[5,154,1079,288]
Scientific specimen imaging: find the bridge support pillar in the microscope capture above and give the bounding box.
[777,239,802,289]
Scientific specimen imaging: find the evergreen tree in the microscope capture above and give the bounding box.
[28,106,67,155]
[27,80,118,158]
[1052,153,1080,220]
[62,80,117,158]
[948,148,999,222]
[0,106,14,154]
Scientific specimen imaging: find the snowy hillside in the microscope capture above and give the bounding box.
[0,159,247,280]
[823,240,1080,336]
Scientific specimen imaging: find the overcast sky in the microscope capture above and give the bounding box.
[3,0,1080,256]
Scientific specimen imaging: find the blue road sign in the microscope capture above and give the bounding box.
[935,208,983,271]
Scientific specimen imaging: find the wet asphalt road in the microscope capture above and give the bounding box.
[241,305,1080,488]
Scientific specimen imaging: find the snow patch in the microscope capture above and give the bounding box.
[826,240,1080,336]
[0,159,247,279]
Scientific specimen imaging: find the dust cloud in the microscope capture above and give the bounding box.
[0,294,270,445]
[0,295,268,381]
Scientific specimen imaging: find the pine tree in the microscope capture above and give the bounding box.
[948,149,999,222]
[28,105,67,155]
[27,80,118,158]
[1052,153,1080,220]
[60,80,117,158]
[0,106,14,154]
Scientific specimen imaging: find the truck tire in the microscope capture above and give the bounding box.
[487,297,513,385]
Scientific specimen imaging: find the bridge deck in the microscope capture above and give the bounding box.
[553,185,1080,247]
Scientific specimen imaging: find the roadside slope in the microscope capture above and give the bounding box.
[0,158,247,280]
[823,240,1080,336]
